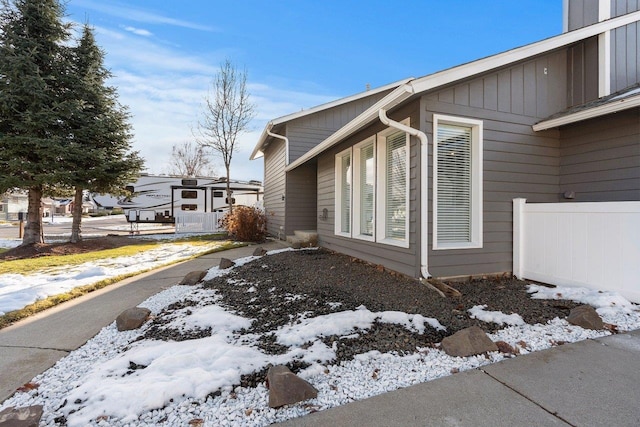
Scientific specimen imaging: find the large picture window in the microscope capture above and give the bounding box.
[334,120,411,247]
[433,114,483,249]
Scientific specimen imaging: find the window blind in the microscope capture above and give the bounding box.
[385,131,406,240]
[340,153,351,233]
[437,123,472,243]
[360,143,374,236]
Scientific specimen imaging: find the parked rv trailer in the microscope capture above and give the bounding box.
[92,175,263,223]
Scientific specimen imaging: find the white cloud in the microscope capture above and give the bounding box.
[73,0,216,32]
[123,26,153,37]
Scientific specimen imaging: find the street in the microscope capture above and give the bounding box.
[0,215,174,241]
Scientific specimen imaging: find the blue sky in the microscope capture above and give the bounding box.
[64,0,563,181]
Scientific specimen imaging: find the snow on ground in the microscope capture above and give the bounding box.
[0,241,234,315]
[1,248,639,426]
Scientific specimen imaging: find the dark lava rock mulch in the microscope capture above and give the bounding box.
[143,248,578,371]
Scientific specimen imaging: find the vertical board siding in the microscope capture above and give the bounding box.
[611,21,640,92]
[567,0,599,31]
[263,140,286,238]
[560,108,640,201]
[567,38,600,107]
[316,101,421,278]
[287,90,394,164]
[285,162,317,235]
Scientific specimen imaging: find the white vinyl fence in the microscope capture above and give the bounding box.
[513,199,640,303]
[175,212,223,234]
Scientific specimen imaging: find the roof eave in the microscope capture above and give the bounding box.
[249,77,414,161]
[533,94,640,131]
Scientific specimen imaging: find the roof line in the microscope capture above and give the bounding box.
[249,78,413,160]
[285,10,640,171]
[533,93,640,131]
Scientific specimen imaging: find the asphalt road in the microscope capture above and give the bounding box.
[0,215,174,240]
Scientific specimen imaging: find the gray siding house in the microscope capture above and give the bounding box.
[250,79,411,239]
[252,0,640,281]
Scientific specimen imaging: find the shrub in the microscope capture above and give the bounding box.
[221,206,267,242]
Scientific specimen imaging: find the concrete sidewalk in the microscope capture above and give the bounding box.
[0,239,288,402]
[276,330,640,427]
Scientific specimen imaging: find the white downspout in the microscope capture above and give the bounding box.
[267,129,290,165]
[378,108,431,279]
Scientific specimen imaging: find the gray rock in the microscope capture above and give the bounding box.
[253,247,268,256]
[0,405,43,427]
[567,305,605,330]
[441,326,498,357]
[219,258,235,269]
[179,271,207,286]
[116,307,151,331]
[267,365,318,408]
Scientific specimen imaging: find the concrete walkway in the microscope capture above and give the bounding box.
[2,240,639,426]
[0,240,288,402]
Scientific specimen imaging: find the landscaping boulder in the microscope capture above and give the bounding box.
[179,271,207,286]
[441,326,498,357]
[253,247,268,256]
[0,405,43,427]
[266,365,318,408]
[567,305,605,330]
[116,307,151,331]
[219,258,235,269]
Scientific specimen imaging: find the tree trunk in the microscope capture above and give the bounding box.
[70,187,83,243]
[226,164,233,214]
[23,186,44,245]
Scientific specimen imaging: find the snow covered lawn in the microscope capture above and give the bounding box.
[1,248,639,426]
[0,239,235,316]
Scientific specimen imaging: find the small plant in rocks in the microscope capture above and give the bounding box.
[221,206,267,242]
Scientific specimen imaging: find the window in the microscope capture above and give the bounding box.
[335,149,352,236]
[213,191,224,198]
[181,190,198,199]
[433,114,483,249]
[377,130,409,247]
[353,139,375,241]
[333,119,411,247]
[181,204,198,211]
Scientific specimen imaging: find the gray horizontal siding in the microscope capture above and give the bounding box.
[316,101,421,278]
[263,140,286,238]
[285,162,317,235]
[560,108,640,201]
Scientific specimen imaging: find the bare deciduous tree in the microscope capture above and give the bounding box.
[196,59,255,212]
[168,141,215,177]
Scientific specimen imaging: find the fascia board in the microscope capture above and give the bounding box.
[533,94,640,131]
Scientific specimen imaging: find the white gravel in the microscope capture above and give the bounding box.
[1,250,639,426]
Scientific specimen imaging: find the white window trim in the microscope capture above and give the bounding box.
[352,137,376,242]
[376,121,410,248]
[334,147,352,237]
[432,114,483,250]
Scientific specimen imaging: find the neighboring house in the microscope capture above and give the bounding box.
[253,1,640,285]
[0,191,28,221]
[250,78,412,239]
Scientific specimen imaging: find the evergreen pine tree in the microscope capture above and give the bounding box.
[64,25,143,243]
[0,0,73,244]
